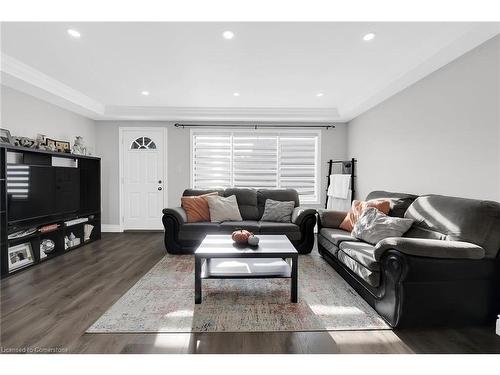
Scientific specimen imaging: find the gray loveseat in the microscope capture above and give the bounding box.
[318,191,500,327]
[162,188,317,254]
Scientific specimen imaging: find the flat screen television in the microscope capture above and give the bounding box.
[7,165,80,223]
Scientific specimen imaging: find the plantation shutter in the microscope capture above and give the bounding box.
[192,133,232,188]
[279,135,318,201]
[191,130,320,203]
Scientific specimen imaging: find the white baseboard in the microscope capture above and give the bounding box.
[101,224,123,233]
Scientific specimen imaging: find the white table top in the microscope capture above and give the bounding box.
[195,234,298,257]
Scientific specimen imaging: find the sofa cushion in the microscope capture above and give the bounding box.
[181,192,218,223]
[219,220,260,233]
[339,199,391,232]
[351,207,414,245]
[405,195,500,258]
[207,195,243,223]
[337,250,380,287]
[318,234,340,257]
[224,188,259,220]
[339,241,379,271]
[319,228,358,246]
[257,189,299,218]
[259,222,301,240]
[366,190,418,218]
[259,221,300,233]
[261,199,295,222]
[178,222,220,241]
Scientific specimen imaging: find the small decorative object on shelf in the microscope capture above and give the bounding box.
[64,217,89,227]
[65,232,81,250]
[40,239,56,259]
[247,235,260,246]
[231,229,253,245]
[84,224,94,241]
[45,138,57,152]
[34,134,48,150]
[0,128,14,144]
[40,223,60,233]
[13,136,36,148]
[8,227,37,240]
[8,243,34,272]
[72,136,87,155]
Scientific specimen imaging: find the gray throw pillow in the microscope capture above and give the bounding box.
[351,207,414,245]
[206,195,242,223]
[260,199,295,223]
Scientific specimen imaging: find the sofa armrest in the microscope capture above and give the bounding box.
[291,207,317,226]
[374,237,485,261]
[317,209,347,229]
[162,207,187,225]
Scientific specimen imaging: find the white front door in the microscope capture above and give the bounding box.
[121,128,166,230]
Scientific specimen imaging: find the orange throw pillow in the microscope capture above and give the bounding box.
[339,199,391,232]
[181,192,218,223]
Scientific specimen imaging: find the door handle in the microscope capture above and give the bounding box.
[158,187,163,191]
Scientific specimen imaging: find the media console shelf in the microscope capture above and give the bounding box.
[0,144,101,278]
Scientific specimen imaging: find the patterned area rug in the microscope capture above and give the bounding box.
[87,253,389,333]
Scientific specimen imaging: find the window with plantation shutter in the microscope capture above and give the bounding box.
[191,130,320,203]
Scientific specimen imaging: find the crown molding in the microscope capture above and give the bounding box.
[102,105,340,122]
[340,23,500,121]
[1,53,105,118]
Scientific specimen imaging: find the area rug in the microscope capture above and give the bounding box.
[87,252,389,333]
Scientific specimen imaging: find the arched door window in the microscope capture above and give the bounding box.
[130,136,156,150]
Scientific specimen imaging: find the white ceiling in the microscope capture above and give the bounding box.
[1,22,499,122]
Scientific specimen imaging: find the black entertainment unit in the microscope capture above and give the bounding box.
[0,144,101,277]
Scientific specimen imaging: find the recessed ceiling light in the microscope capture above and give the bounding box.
[141,91,150,96]
[363,32,376,41]
[223,30,235,40]
[67,29,81,38]
[233,92,240,97]
[316,92,324,97]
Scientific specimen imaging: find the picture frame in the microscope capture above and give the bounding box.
[0,128,14,145]
[8,242,34,272]
[55,140,71,153]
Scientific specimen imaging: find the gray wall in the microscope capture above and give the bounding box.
[1,85,97,151]
[95,121,348,226]
[348,35,500,202]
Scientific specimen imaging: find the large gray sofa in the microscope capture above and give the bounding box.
[318,191,500,327]
[162,188,317,254]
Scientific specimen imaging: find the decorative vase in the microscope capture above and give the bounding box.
[231,229,252,244]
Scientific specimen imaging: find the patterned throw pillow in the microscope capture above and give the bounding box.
[339,199,391,232]
[181,192,218,223]
[260,199,296,223]
[351,207,414,245]
[206,195,243,223]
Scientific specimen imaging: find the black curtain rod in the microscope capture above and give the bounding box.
[174,123,335,129]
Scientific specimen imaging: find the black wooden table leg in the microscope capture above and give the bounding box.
[195,256,202,304]
[291,255,298,303]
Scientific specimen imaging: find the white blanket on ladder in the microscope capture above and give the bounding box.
[327,174,352,211]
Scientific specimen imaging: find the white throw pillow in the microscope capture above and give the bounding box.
[206,195,243,223]
[351,207,414,245]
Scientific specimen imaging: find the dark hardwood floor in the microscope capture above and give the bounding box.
[1,232,499,354]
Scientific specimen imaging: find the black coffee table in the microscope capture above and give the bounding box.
[194,234,298,304]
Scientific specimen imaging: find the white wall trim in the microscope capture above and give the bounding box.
[1,53,105,118]
[103,106,340,122]
[101,224,123,233]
